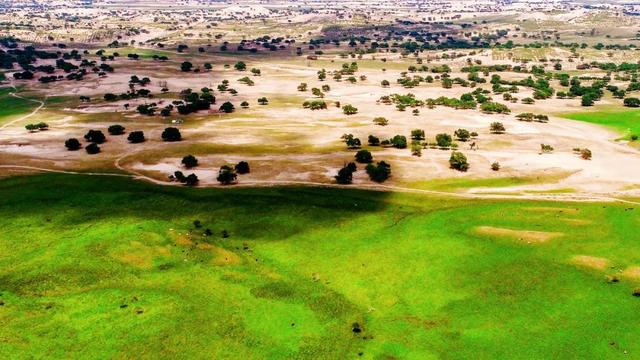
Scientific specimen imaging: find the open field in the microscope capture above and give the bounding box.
[2,0,640,358]
[1,174,640,359]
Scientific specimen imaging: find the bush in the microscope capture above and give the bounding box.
[342,104,358,115]
[373,117,388,126]
[128,131,145,143]
[540,144,554,153]
[184,173,199,186]
[84,129,106,144]
[219,101,235,113]
[85,142,101,154]
[368,135,380,146]
[235,161,250,174]
[182,155,198,168]
[449,151,469,171]
[365,161,391,182]
[391,135,407,149]
[217,165,237,185]
[335,165,354,184]
[454,129,470,142]
[108,124,125,135]
[624,97,640,107]
[411,129,425,140]
[490,122,506,134]
[491,161,500,171]
[436,133,453,148]
[161,127,182,142]
[65,138,81,151]
[355,149,373,163]
[580,148,592,160]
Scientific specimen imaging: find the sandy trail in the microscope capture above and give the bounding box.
[2,164,639,205]
[0,92,47,131]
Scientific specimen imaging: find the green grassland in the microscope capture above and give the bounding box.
[1,174,639,359]
[560,106,640,140]
[0,87,40,125]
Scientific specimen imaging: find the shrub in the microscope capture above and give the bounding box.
[449,151,469,171]
[128,131,145,143]
[108,124,125,135]
[182,155,198,168]
[217,165,237,185]
[436,133,453,148]
[84,129,106,144]
[365,161,391,182]
[391,135,407,149]
[454,129,470,142]
[65,138,81,151]
[219,101,235,113]
[85,142,100,154]
[342,104,358,115]
[580,148,592,160]
[411,129,425,140]
[184,173,199,186]
[540,144,554,153]
[335,165,354,184]
[161,127,182,142]
[373,117,388,126]
[491,161,500,171]
[624,97,640,107]
[368,135,380,146]
[235,161,250,174]
[490,122,506,134]
[355,149,373,163]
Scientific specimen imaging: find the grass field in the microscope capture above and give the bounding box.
[0,87,40,125]
[561,107,640,140]
[1,174,639,359]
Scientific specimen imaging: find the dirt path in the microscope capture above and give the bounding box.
[2,164,639,205]
[0,85,47,131]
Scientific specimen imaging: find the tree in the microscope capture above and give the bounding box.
[624,97,640,107]
[108,124,125,135]
[182,155,198,168]
[217,165,237,185]
[65,138,81,151]
[490,122,506,134]
[234,61,247,71]
[251,68,261,76]
[580,148,592,160]
[355,149,373,163]
[581,94,595,106]
[491,162,500,171]
[365,161,391,182]
[184,173,199,186]
[342,104,358,115]
[85,142,101,154]
[391,135,407,149]
[411,129,425,140]
[235,161,250,174]
[449,151,469,171]
[411,142,422,157]
[540,144,554,153]
[454,129,471,142]
[161,127,182,142]
[436,133,452,148]
[219,102,235,113]
[373,117,388,126]
[311,88,324,98]
[335,165,354,184]
[297,83,308,91]
[128,131,145,143]
[84,129,106,144]
[381,80,390,87]
[180,61,193,72]
[257,97,269,105]
[368,135,380,146]
[343,134,361,149]
[240,101,249,108]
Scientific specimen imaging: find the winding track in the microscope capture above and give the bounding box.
[1,163,639,205]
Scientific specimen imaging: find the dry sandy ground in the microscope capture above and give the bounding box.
[2,52,640,198]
